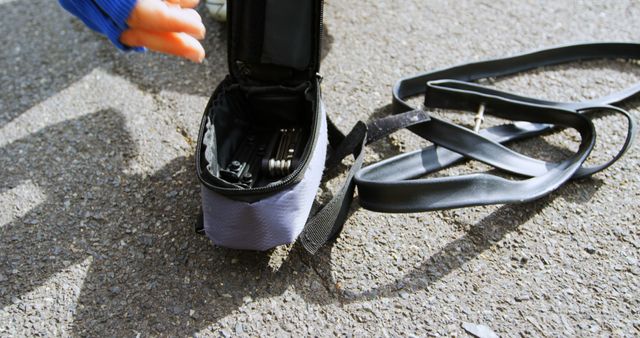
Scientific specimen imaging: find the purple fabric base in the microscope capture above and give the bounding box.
[201,104,328,251]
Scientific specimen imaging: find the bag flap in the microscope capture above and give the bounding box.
[227,0,323,85]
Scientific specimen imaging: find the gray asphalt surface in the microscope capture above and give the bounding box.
[1,0,639,336]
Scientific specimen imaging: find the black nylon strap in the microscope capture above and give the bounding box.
[300,111,432,254]
[392,42,640,115]
[300,42,639,254]
[300,122,366,254]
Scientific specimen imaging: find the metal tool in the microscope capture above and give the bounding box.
[262,128,303,177]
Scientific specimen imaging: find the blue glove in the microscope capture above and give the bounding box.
[59,0,144,51]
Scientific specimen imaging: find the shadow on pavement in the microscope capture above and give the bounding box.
[0,106,604,334]
[0,0,229,128]
[0,110,339,335]
[0,0,624,335]
[0,0,336,129]
[0,1,341,334]
[304,176,603,304]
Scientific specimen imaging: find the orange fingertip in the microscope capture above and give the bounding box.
[179,0,200,8]
[165,0,199,8]
[128,0,205,38]
[120,29,142,47]
[121,29,205,63]
[162,31,205,62]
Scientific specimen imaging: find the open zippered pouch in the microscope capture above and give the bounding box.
[195,1,638,253]
[196,0,328,250]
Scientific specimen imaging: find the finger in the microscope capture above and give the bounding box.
[128,0,204,37]
[179,0,200,8]
[165,0,181,9]
[128,0,205,39]
[120,29,205,63]
[166,0,200,8]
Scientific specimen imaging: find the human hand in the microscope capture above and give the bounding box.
[120,0,206,63]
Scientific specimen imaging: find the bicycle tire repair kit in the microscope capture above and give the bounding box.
[196,0,638,253]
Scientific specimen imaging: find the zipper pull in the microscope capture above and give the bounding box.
[316,72,324,84]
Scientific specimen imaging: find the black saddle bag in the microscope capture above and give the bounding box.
[195,0,329,251]
[196,4,639,256]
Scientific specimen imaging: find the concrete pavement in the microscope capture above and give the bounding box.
[1,0,639,336]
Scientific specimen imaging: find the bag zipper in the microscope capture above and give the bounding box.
[197,78,323,197]
[318,0,324,75]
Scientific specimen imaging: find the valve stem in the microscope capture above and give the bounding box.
[473,103,486,133]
